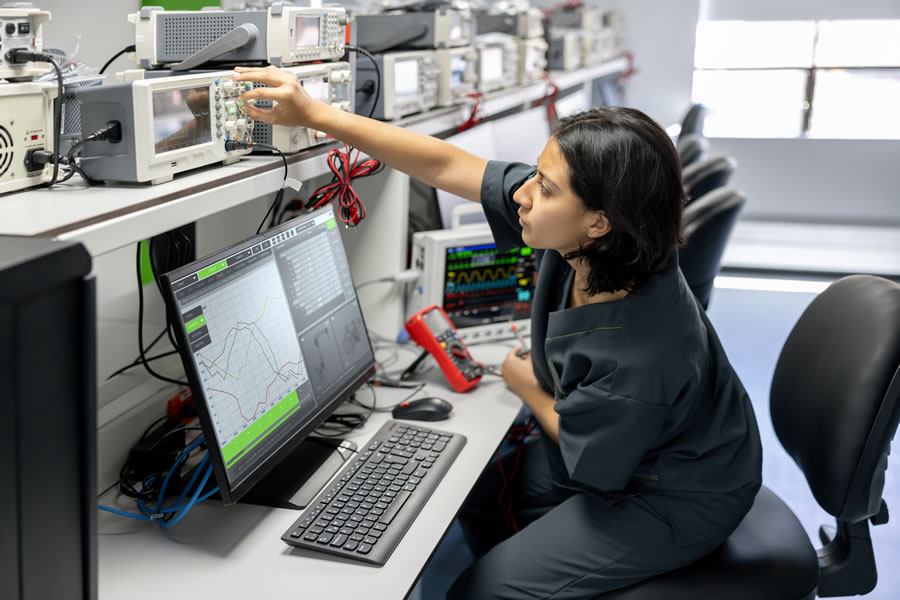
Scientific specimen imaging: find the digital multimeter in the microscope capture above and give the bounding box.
[404,305,483,393]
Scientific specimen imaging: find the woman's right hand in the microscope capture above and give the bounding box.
[233,66,326,128]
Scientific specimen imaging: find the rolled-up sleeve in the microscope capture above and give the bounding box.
[480,161,536,251]
[555,385,668,491]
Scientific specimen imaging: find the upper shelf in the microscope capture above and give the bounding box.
[0,58,627,257]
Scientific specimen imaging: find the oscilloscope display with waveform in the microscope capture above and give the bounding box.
[443,243,537,328]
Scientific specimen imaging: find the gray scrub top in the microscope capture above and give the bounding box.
[480,160,763,545]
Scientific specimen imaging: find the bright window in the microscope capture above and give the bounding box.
[692,19,900,139]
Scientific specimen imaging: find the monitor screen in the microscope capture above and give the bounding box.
[449,13,465,43]
[301,76,328,102]
[152,86,212,154]
[294,16,320,48]
[480,47,503,82]
[525,45,544,72]
[450,55,467,87]
[443,243,537,328]
[161,206,376,505]
[394,59,419,98]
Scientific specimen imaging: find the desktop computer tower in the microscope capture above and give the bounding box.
[0,236,97,600]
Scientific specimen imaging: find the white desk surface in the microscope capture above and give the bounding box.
[97,342,523,600]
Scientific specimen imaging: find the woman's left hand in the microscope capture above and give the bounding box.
[502,348,540,397]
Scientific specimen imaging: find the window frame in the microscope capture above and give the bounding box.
[692,19,900,139]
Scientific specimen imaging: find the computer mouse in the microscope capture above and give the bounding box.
[391,397,453,422]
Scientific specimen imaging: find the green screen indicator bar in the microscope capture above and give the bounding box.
[198,260,228,280]
[222,390,301,467]
[326,219,336,230]
[185,315,206,333]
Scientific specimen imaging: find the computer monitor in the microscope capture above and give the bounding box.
[410,225,537,343]
[160,206,376,506]
[0,236,96,600]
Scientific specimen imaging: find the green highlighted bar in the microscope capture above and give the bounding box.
[139,240,155,286]
[326,219,336,230]
[198,260,228,280]
[222,389,301,467]
[520,247,533,256]
[185,314,206,333]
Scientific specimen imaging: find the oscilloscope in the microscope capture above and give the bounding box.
[410,225,537,344]
[118,62,354,155]
[74,70,254,184]
[435,46,477,108]
[474,33,519,94]
[355,50,439,121]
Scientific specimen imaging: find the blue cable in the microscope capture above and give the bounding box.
[160,464,214,527]
[137,453,210,515]
[171,453,209,509]
[98,435,217,524]
[157,436,206,507]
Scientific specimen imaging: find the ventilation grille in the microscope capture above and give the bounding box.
[161,15,236,55]
[251,81,273,147]
[62,79,101,140]
[0,125,13,178]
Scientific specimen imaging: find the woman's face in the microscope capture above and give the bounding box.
[512,136,608,254]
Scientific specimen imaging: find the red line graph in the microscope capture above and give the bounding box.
[210,360,301,422]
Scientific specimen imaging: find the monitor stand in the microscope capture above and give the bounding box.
[236,437,357,510]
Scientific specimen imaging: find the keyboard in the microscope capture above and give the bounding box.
[281,419,466,565]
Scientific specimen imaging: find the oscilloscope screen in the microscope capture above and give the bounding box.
[443,243,537,328]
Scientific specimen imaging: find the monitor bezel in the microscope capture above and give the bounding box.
[159,206,376,506]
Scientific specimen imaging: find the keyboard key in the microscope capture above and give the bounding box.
[380,490,411,524]
[317,533,333,544]
[357,543,373,554]
[331,534,348,547]
[364,536,378,545]
[343,541,359,552]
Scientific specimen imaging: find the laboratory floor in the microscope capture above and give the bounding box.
[419,274,900,600]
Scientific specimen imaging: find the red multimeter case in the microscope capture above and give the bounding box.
[404,305,482,393]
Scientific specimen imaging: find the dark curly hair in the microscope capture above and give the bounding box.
[553,107,686,295]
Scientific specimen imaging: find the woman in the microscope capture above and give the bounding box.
[233,66,762,599]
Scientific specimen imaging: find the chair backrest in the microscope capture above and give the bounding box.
[771,275,900,523]
[682,155,737,206]
[677,187,746,309]
[679,103,708,139]
[676,133,708,169]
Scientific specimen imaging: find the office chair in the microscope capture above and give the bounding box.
[677,187,745,310]
[682,155,737,206]
[678,103,708,140]
[598,274,900,600]
[676,133,708,169]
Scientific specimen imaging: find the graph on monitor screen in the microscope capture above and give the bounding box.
[186,259,309,465]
